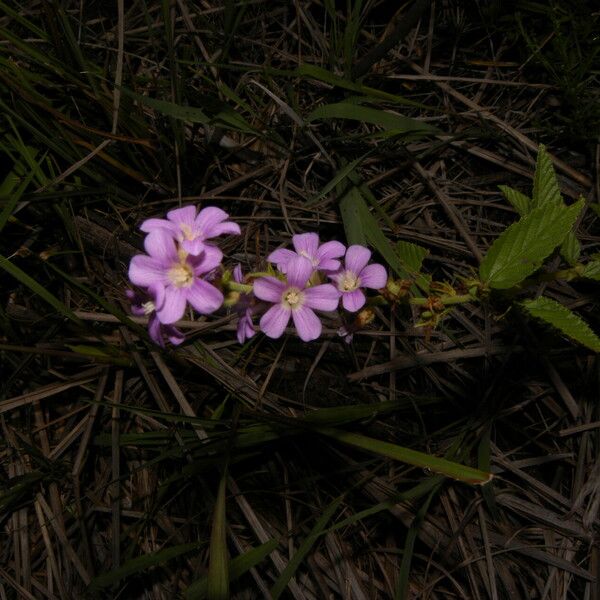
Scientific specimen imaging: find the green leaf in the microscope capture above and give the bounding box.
[396,240,428,273]
[307,102,438,135]
[207,473,229,600]
[532,144,562,209]
[339,185,412,278]
[88,543,201,591]
[522,297,600,352]
[339,186,367,246]
[185,540,278,600]
[560,231,580,265]
[479,199,584,289]
[316,428,492,485]
[499,185,531,216]
[582,261,600,281]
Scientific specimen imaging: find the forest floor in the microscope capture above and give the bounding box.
[1,1,600,598]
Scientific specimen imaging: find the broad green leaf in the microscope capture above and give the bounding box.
[532,144,561,209]
[499,184,530,216]
[185,540,278,600]
[396,240,428,273]
[339,185,410,278]
[317,428,492,485]
[307,102,438,135]
[270,496,344,599]
[522,297,600,352]
[208,472,229,600]
[339,186,367,246]
[582,261,600,281]
[560,231,580,265]
[88,543,201,591]
[480,199,584,289]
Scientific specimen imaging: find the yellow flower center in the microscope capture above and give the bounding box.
[340,271,360,292]
[180,224,197,241]
[168,262,194,288]
[283,287,304,309]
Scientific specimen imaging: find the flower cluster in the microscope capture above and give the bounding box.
[127,206,387,346]
[127,206,240,346]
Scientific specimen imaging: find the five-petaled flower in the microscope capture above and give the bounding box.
[140,205,240,256]
[268,233,345,274]
[330,245,387,312]
[128,229,224,324]
[254,256,340,342]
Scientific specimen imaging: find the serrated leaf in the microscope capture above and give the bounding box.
[532,144,562,209]
[522,296,600,352]
[560,231,580,265]
[582,261,600,281]
[87,543,201,591]
[307,102,438,135]
[499,185,531,216]
[396,240,428,273]
[479,199,584,289]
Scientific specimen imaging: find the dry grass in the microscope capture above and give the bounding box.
[1,1,600,598]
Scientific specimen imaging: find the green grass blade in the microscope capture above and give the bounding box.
[185,539,278,600]
[88,543,202,591]
[307,102,438,135]
[317,428,492,485]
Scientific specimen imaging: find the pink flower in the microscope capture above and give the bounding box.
[330,245,387,312]
[268,233,345,274]
[233,264,256,344]
[254,256,340,342]
[128,229,224,324]
[126,288,185,347]
[140,205,240,256]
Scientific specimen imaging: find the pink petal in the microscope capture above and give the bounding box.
[206,221,241,237]
[186,280,224,314]
[167,326,185,345]
[148,315,165,347]
[233,264,243,283]
[292,233,319,259]
[192,245,223,275]
[129,255,169,287]
[344,245,371,275]
[144,229,179,261]
[267,248,297,271]
[156,287,187,324]
[140,218,179,235]
[167,205,197,227]
[260,304,290,339]
[318,258,342,272]
[292,306,322,341]
[147,283,166,311]
[253,276,285,302]
[342,289,365,312]
[316,240,346,262]
[286,256,314,288]
[303,284,340,311]
[359,263,387,289]
[194,206,233,238]
[181,238,205,256]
